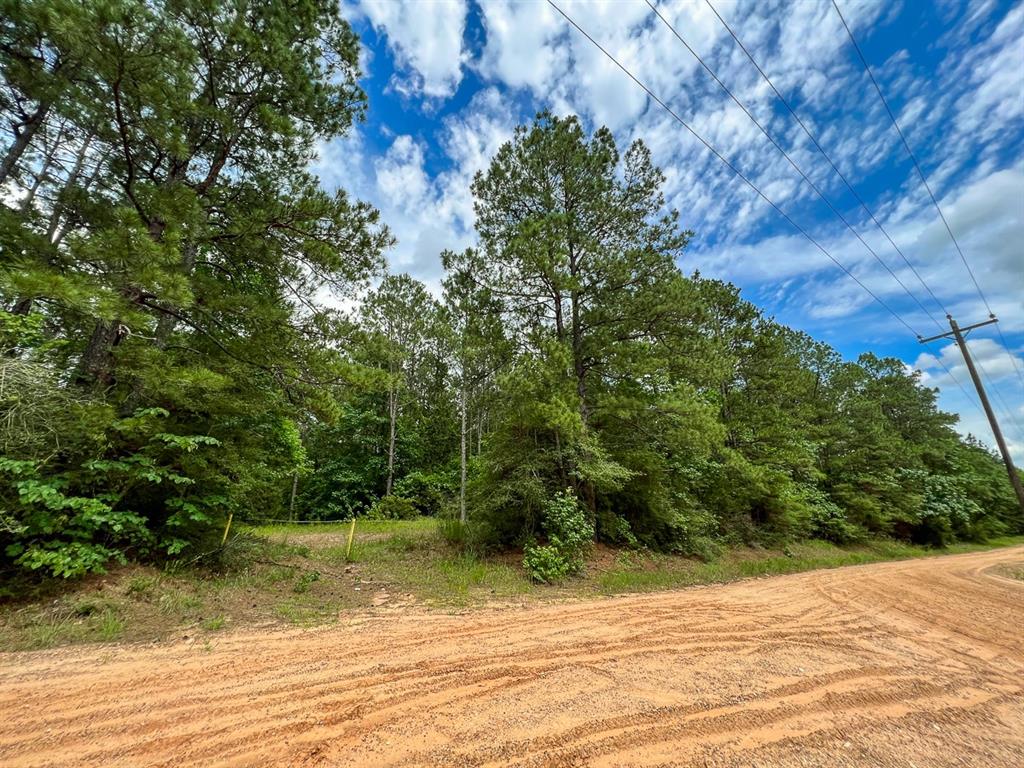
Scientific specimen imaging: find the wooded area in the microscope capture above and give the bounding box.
[2,0,1021,588]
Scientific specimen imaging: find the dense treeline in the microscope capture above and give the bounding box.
[2,2,1019,583]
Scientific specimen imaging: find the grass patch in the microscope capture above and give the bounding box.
[247,517,436,540]
[202,615,226,631]
[596,536,1024,595]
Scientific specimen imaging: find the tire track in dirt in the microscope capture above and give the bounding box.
[1,546,1022,767]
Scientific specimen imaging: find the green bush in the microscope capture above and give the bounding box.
[913,474,978,546]
[367,495,418,520]
[393,471,453,516]
[522,489,593,583]
[523,544,571,583]
[596,510,639,548]
[0,404,232,579]
[806,490,864,544]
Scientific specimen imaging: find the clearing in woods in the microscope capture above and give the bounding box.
[1,546,1022,767]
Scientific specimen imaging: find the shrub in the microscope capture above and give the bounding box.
[522,488,594,583]
[806,490,865,544]
[913,474,978,546]
[596,510,639,548]
[393,471,453,516]
[523,544,571,583]
[367,495,418,520]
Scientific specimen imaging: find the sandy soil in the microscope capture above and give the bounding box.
[2,547,1022,768]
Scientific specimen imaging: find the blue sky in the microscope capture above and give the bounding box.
[316,0,1024,459]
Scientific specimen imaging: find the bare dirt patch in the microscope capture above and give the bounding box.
[1,546,1022,767]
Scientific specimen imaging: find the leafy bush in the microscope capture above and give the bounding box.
[805,489,865,544]
[808,501,865,544]
[596,510,639,548]
[0,404,231,579]
[367,495,418,520]
[522,489,594,583]
[913,474,979,546]
[393,471,453,516]
[523,544,571,583]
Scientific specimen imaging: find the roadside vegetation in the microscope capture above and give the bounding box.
[2,0,1022,635]
[3,518,1020,651]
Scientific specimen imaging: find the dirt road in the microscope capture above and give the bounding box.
[2,547,1022,767]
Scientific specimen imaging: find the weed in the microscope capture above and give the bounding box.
[202,615,226,631]
[97,610,123,642]
[437,516,467,547]
[73,600,99,617]
[157,591,203,616]
[293,570,320,594]
[126,575,158,599]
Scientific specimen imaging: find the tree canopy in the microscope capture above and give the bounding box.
[2,8,1019,583]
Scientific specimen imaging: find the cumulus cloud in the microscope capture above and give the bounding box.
[353,0,469,99]
[914,337,1024,461]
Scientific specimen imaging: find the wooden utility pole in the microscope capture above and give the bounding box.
[920,315,1024,513]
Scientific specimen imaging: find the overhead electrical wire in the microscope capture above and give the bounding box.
[701,0,949,321]
[643,0,947,335]
[831,0,1024,396]
[694,0,1017,431]
[545,0,986,418]
[645,0,997,422]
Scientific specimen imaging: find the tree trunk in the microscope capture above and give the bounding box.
[75,319,123,387]
[0,102,50,185]
[385,380,397,496]
[459,384,467,524]
[14,135,97,318]
[289,471,299,521]
[569,277,597,521]
[18,141,57,213]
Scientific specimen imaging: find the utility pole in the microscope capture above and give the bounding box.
[920,315,1024,513]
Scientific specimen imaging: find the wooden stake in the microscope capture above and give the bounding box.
[345,517,357,561]
[221,511,234,547]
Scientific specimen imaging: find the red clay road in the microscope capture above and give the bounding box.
[2,546,1023,767]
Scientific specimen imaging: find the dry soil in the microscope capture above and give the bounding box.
[2,546,1022,767]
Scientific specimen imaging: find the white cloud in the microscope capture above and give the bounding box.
[354,0,469,99]
[476,0,567,92]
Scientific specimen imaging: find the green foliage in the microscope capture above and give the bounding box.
[808,494,866,544]
[393,471,453,517]
[522,545,571,584]
[0,406,233,577]
[1,0,387,579]
[437,515,468,547]
[367,495,419,521]
[523,489,594,583]
[2,11,1017,592]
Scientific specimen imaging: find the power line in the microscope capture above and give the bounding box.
[975,348,1024,436]
[546,0,985,419]
[697,0,1000,429]
[701,0,949,323]
[831,0,1024,395]
[548,0,910,334]
[645,0,947,335]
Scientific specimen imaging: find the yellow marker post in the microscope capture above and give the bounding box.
[345,517,356,561]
